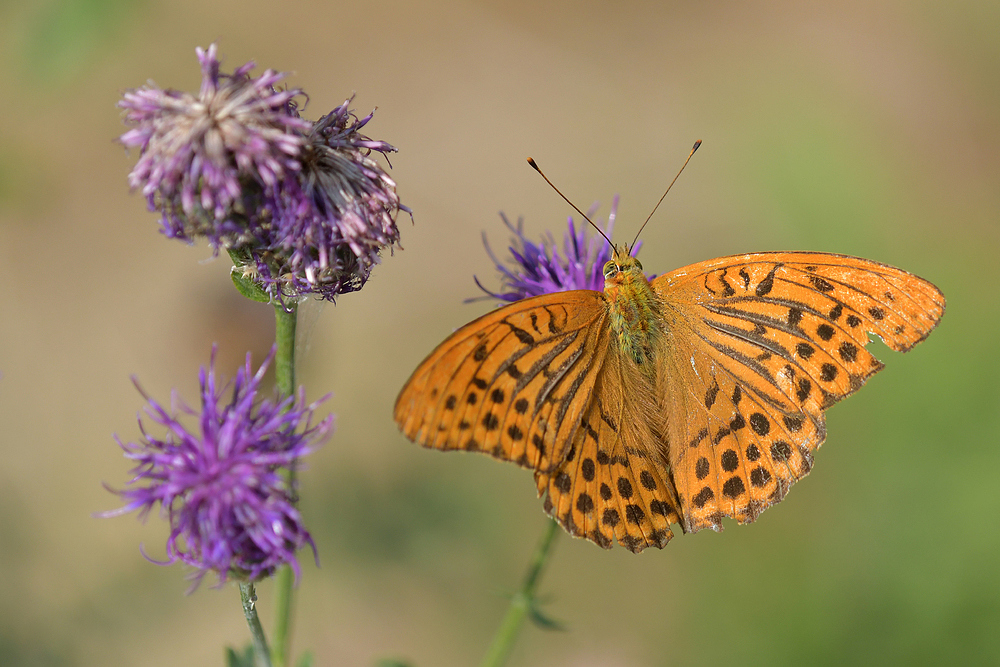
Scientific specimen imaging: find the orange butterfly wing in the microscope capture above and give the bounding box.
[651,252,945,533]
[532,346,683,552]
[395,290,613,474]
[395,289,685,552]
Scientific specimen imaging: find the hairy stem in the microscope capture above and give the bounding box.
[274,302,297,396]
[270,302,298,667]
[479,518,560,667]
[239,582,272,667]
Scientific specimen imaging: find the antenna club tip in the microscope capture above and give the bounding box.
[692,139,702,151]
[527,157,540,170]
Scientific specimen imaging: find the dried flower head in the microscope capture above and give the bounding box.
[119,44,408,302]
[100,347,333,588]
[266,97,409,300]
[119,44,309,247]
[475,196,648,302]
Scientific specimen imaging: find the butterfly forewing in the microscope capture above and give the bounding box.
[654,252,945,532]
[395,291,610,470]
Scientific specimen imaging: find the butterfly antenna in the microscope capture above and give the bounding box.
[527,157,615,248]
[629,140,702,251]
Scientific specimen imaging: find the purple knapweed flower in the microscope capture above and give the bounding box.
[119,43,310,247]
[119,44,408,302]
[475,196,649,302]
[100,347,333,589]
[266,97,409,300]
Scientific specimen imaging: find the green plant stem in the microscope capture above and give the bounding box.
[239,582,272,667]
[271,302,298,667]
[479,518,561,667]
[274,302,297,396]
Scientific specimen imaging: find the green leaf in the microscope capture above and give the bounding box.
[295,651,315,667]
[231,267,271,303]
[225,644,256,667]
[374,659,415,667]
[528,604,566,632]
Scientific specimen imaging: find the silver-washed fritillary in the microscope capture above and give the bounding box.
[395,162,944,552]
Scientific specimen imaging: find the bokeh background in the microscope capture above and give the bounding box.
[1,1,997,665]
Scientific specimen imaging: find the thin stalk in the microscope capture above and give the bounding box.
[270,301,298,667]
[274,301,298,396]
[479,518,561,667]
[239,582,272,667]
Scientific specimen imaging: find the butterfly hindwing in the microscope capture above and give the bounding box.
[535,349,682,552]
[653,252,945,532]
[395,290,610,472]
[659,340,822,531]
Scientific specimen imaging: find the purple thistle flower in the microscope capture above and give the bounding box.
[120,44,310,247]
[266,97,410,300]
[475,196,649,302]
[100,347,333,589]
[119,45,409,302]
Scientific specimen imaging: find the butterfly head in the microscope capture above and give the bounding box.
[602,244,644,287]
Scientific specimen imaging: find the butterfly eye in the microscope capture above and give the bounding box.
[602,261,617,279]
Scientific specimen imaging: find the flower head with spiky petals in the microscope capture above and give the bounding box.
[474,196,650,302]
[120,44,310,247]
[266,97,410,300]
[100,347,333,589]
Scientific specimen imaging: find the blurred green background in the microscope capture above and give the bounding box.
[0,0,997,665]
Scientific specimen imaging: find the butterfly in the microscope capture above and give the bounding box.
[394,166,945,553]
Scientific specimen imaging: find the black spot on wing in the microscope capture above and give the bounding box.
[501,319,536,345]
[750,466,772,487]
[693,486,715,508]
[739,267,751,290]
[809,276,835,292]
[722,476,746,498]
[755,263,782,297]
[705,382,719,409]
[838,341,858,362]
[749,413,770,436]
